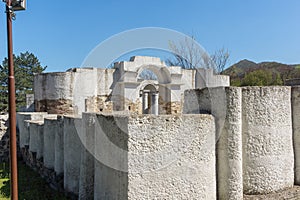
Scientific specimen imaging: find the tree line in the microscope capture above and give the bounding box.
[0,52,46,112]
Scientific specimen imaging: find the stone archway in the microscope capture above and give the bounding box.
[136,64,172,84]
[113,56,181,114]
[136,64,173,115]
[141,84,159,115]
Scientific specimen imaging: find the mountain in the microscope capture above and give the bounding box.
[222,59,300,86]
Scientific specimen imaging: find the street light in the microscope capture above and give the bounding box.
[4,0,26,199]
[11,0,26,11]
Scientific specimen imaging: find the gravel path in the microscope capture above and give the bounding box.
[244,186,300,200]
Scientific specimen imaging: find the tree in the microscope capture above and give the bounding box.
[166,36,230,73]
[211,47,230,73]
[241,70,283,86]
[0,51,47,112]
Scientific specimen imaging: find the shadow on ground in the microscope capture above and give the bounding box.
[0,161,69,200]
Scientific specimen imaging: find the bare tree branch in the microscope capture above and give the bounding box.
[166,36,230,74]
[211,47,230,73]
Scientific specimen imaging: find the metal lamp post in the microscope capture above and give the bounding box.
[4,0,26,199]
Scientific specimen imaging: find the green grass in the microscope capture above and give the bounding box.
[0,162,69,200]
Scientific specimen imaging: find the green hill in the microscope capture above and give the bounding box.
[222,59,300,86]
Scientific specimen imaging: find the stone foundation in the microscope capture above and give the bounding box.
[35,99,74,115]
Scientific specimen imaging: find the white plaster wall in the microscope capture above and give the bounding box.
[36,122,44,159]
[169,84,182,102]
[73,69,98,114]
[195,68,229,89]
[122,56,166,72]
[29,121,43,155]
[183,89,211,114]
[94,114,128,200]
[123,83,140,102]
[79,113,96,200]
[181,69,196,92]
[292,86,300,184]
[97,69,114,96]
[64,116,82,195]
[44,118,58,169]
[17,112,47,148]
[34,72,74,101]
[54,116,64,175]
[127,115,216,200]
[242,86,294,194]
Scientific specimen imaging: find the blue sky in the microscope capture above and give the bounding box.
[0,0,299,72]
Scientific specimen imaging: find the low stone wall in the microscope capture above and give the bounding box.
[17,113,64,193]
[17,112,216,199]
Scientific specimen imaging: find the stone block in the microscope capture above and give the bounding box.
[94,114,216,200]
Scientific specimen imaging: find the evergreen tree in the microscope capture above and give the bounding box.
[0,52,47,112]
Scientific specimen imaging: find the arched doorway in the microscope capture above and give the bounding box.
[141,84,158,115]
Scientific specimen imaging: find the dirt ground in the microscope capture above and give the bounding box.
[244,186,300,200]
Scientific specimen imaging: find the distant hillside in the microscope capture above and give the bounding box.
[222,59,300,86]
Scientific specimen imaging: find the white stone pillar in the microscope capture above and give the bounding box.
[143,92,149,114]
[218,87,243,200]
[151,92,159,115]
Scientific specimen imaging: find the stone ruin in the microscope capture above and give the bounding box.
[15,56,300,199]
[33,56,229,115]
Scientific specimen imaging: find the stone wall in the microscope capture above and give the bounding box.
[17,112,216,199]
[16,85,300,200]
[127,114,216,199]
[0,114,9,162]
[183,86,296,199]
[33,56,230,116]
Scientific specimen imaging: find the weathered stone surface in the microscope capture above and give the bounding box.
[35,99,74,115]
[242,86,294,194]
[44,117,58,169]
[16,112,47,148]
[292,86,300,184]
[79,113,96,200]
[127,114,216,200]
[93,114,216,200]
[64,116,82,196]
[54,116,64,175]
[17,84,300,199]
[28,121,44,156]
[184,87,243,200]
[94,114,128,200]
[217,87,243,200]
[34,56,229,116]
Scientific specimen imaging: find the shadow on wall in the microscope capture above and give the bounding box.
[0,115,10,163]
